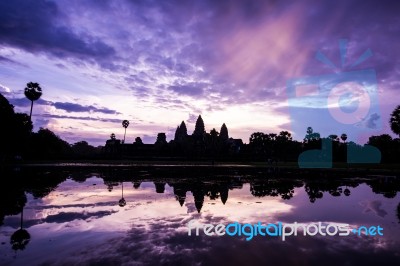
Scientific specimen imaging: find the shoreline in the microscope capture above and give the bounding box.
[6,160,400,175]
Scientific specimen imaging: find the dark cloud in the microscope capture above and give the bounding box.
[9,97,120,114]
[366,113,381,129]
[53,102,120,114]
[0,0,115,62]
[43,210,118,223]
[353,112,382,130]
[8,97,31,107]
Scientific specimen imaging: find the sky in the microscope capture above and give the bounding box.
[0,0,399,146]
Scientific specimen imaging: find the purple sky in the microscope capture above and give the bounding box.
[0,0,399,145]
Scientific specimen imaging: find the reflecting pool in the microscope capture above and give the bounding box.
[0,166,399,265]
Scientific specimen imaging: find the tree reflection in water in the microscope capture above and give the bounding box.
[118,182,126,207]
[10,198,30,251]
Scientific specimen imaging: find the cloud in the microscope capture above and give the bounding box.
[355,112,381,129]
[53,102,120,114]
[0,0,115,63]
[43,210,118,223]
[366,113,381,129]
[0,83,11,94]
[9,97,120,115]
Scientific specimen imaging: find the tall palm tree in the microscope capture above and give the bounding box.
[24,82,42,122]
[122,120,129,144]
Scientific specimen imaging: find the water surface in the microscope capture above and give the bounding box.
[1,166,399,265]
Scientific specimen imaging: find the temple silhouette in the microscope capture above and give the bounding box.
[104,115,243,160]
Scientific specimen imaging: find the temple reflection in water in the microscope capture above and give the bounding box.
[1,166,399,265]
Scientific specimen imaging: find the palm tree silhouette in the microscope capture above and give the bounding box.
[340,133,347,143]
[24,82,42,122]
[122,120,129,144]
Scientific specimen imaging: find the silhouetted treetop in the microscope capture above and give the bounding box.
[304,127,320,142]
[328,134,339,141]
[390,105,400,137]
[122,120,129,129]
[277,131,292,142]
[24,82,42,102]
[27,128,72,159]
[24,82,42,121]
[122,120,129,144]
